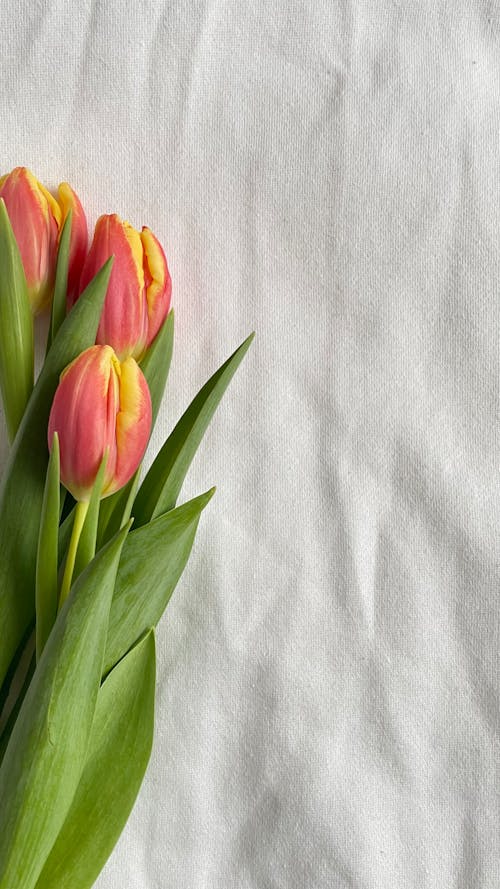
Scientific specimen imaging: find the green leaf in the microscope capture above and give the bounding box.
[35,433,60,661]
[0,522,129,889]
[141,307,174,422]
[0,260,112,691]
[0,198,34,442]
[47,210,72,354]
[0,623,33,722]
[95,471,139,551]
[34,630,155,889]
[95,309,174,548]
[0,646,35,765]
[103,488,214,675]
[133,332,254,527]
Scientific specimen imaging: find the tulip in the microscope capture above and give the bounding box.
[0,166,87,314]
[57,181,88,304]
[48,344,151,606]
[76,214,171,361]
[48,344,152,503]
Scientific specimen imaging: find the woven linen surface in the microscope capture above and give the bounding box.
[0,1,499,887]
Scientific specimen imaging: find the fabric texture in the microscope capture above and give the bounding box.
[1,1,499,886]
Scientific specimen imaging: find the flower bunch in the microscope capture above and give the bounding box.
[0,167,252,889]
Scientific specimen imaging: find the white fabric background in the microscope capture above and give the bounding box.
[1,1,499,886]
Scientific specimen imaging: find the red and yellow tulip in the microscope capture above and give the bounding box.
[48,345,152,502]
[77,214,171,361]
[0,167,87,314]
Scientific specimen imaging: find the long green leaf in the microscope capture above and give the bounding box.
[103,488,214,675]
[94,472,135,554]
[95,471,140,552]
[0,650,35,765]
[0,523,129,889]
[47,210,72,353]
[35,630,155,889]
[141,307,174,421]
[0,260,112,690]
[35,433,60,661]
[0,623,33,720]
[133,332,254,527]
[0,198,34,441]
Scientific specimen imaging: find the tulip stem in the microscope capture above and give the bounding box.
[58,500,89,609]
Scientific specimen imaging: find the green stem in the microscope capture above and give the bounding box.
[58,500,89,609]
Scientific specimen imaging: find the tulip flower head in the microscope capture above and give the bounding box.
[48,345,152,502]
[77,214,171,361]
[0,167,87,314]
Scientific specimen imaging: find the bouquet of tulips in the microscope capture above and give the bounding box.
[0,168,252,888]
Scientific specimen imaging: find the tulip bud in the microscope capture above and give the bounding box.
[0,167,88,315]
[56,182,88,304]
[48,345,152,502]
[77,214,171,361]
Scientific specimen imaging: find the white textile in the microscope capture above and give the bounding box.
[1,1,500,886]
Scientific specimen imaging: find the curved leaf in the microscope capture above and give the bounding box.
[0,650,35,765]
[35,630,155,889]
[141,307,174,421]
[103,488,214,675]
[133,332,253,527]
[0,522,129,889]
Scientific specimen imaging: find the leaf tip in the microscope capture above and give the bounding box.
[234,331,255,362]
[204,486,216,505]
